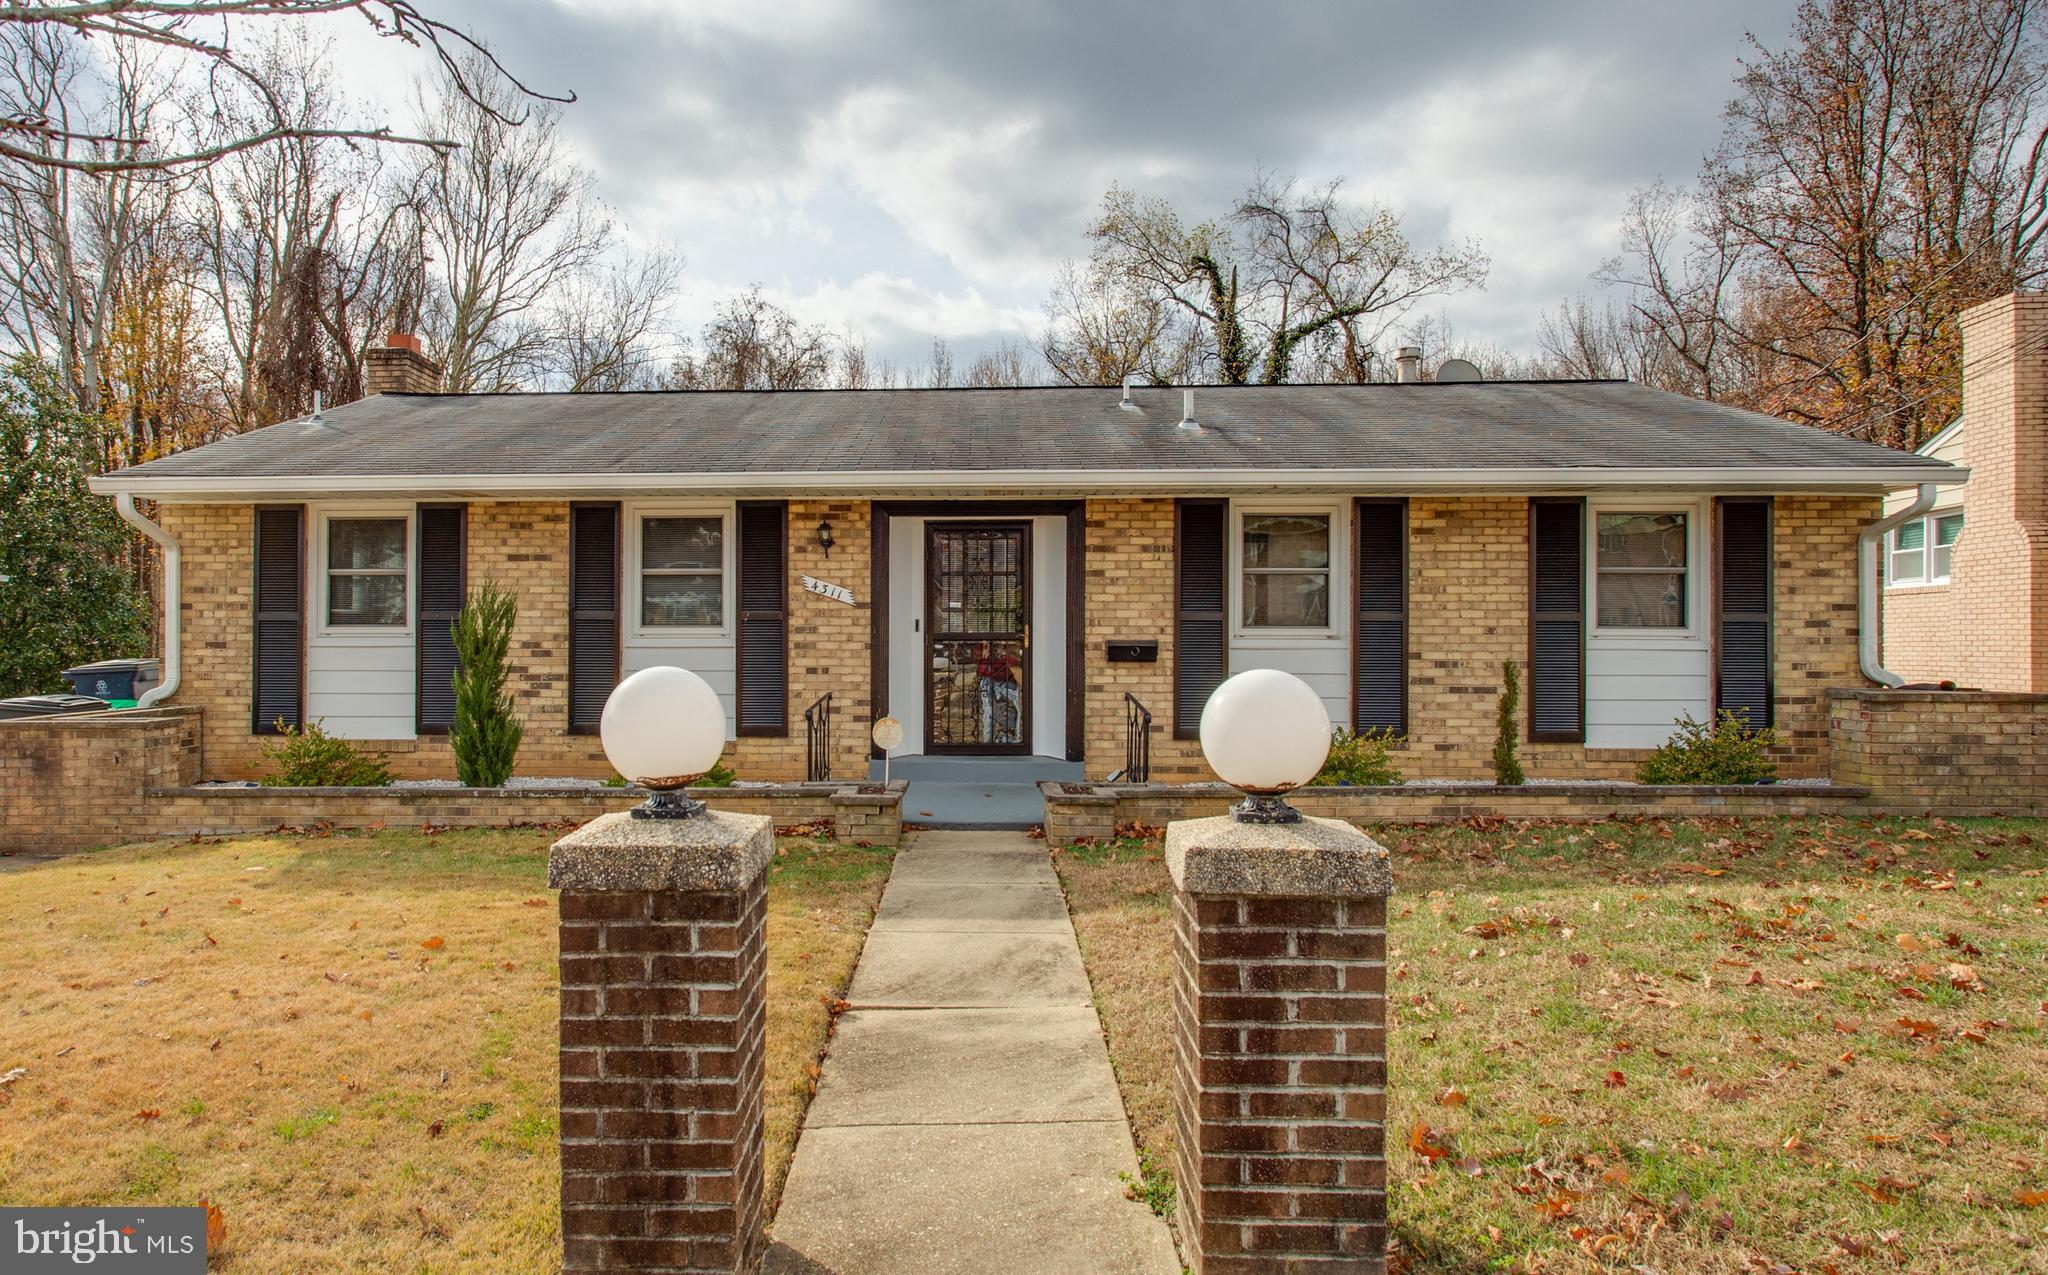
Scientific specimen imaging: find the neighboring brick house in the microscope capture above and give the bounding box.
[91,341,1955,784]
[1881,292,2048,691]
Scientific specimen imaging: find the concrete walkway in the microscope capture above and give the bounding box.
[766,831,1179,1275]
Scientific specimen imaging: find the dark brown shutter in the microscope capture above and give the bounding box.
[1715,497,1774,729]
[735,501,789,736]
[415,504,466,734]
[1528,498,1585,743]
[1173,499,1227,739]
[568,502,621,734]
[1353,499,1408,734]
[251,504,304,735]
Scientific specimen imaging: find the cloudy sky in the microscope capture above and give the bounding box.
[340,0,1794,375]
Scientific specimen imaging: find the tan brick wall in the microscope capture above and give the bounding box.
[1082,498,1206,780]
[1773,495,1876,777]
[1880,584,1956,684]
[0,707,201,851]
[159,504,260,777]
[1950,294,2048,691]
[1829,689,2048,815]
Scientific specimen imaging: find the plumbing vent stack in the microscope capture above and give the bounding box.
[1178,388,1198,430]
[1395,346,1422,383]
[1120,376,1136,409]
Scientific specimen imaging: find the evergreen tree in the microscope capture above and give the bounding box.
[450,579,522,787]
[1492,659,1525,787]
[0,356,147,696]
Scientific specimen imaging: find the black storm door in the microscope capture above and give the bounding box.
[925,523,1031,754]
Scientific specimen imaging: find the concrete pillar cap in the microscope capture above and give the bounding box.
[548,809,774,892]
[1165,814,1392,898]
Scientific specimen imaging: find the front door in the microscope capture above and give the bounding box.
[925,522,1031,753]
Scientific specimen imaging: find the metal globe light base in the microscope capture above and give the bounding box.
[1230,789,1305,824]
[631,784,707,821]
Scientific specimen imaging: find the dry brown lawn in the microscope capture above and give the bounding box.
[0,825,892,1273]
[1054,815,2048,1274]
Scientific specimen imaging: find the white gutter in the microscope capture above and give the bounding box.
[88,463,1967,500]
[114,493,180,708]
[1857,482,1937,688]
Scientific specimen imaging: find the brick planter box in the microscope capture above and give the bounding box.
[1042,780,1874,844]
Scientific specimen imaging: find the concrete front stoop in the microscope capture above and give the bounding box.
[766,830,1178,1275]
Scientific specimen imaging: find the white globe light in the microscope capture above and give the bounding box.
[1198,668,1332,793]
[600,666,727,787]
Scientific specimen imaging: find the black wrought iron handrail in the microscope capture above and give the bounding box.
[1121,692,1152,784]
[803,692,833,782]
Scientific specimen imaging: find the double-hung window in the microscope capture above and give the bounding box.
[1240,513,1331,628]
[1888,511,1962,585]
[326,517,408,627]
[640,515,725,627]
[1595,511,1687,629]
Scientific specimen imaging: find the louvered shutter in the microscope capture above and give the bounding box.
[1353,499,1408,734]
[415,504,466,734]
[735,501,789,736]
[1715,497,1774,729]
[1528,498,1586,743]
[1174,499,1227,739]
[568,503,620,734]
[251,505,304,735]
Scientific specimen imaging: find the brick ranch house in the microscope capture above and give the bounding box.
[88,339,1956,786]
[1881,291,2048,691]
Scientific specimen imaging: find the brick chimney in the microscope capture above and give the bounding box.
[364,331,443,396]
[1952,292,2048,690]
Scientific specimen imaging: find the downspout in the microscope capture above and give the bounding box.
[1857,482,1937,687]
[115,493,181,708]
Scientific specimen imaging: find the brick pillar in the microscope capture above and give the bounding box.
[1167,814,1392,1274]
[550,810,774,1274]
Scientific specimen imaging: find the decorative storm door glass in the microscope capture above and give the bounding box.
[926,524,1030,752]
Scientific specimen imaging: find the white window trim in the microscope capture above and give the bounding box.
[313,505,414,641]
[1587,496,1707,643]
[1229,498,1348,642]
[1885,509,1962,589]
[626,502,735,642]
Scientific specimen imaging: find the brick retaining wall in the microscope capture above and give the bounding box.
[1828,688,2047,816]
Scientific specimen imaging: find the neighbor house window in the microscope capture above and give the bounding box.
[326,517,407,626]
[1889,511,1963,585]
[1595,511,1687,628]
[1241,513,1330,628]
[640,515,724,626]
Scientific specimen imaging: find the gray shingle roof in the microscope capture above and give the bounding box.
[99,380,1953,487]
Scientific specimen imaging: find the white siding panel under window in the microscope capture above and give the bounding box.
[1584,641,1711,747]
[305,639,415,740]
[622,641,737,740]
[1221,640,1350,729]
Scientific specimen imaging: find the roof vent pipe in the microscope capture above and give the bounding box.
[1177,388,1198,431]
[1395,347,1422,383]
[306,390,327,430]
[1120,376,1137,410]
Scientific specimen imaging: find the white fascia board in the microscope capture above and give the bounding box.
[88,463,1967,500]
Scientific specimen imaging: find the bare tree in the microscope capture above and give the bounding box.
[544,244,683,391]
[1605,0,2048,447]
[667,286,831,391]
[1080,174,1489,384]
[0,1,566,174]
[1039,259,1194,385]
[963,336,1031,387]
[410,60,608,392]
[925,335,953,387]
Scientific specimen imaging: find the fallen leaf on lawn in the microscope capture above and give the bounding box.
[2015,1188,2048,1208]
[1601,1165,1632,1186]
[522,898,546,907]
[420,936,445,950]
[133,1108,160,1122]
[1457,1156,1485,1178]
[427,1120,443,1139]
[200,1198,225,1251]
[1436,1088,1469,1107]
[1604,1070,1627,1089]
[1851,1180,1900,1205]
[1569,951,1591,967]
[1408,1121,1455,1163]
[1897,1017,1939,1039]
[1895,933,1930,954]
[1833,1019,1860,1034]
[1539,1188,1585,1219]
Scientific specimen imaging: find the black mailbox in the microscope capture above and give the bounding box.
[1105,641,1159,663]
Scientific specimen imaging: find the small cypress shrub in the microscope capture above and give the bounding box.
[1492,659,1525,786]
[450,579,523,788]
[258,721,393,787]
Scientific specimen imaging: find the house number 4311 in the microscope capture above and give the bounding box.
[800,575,856,606]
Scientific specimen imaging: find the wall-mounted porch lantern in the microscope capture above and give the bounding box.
[816,518,835,556]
